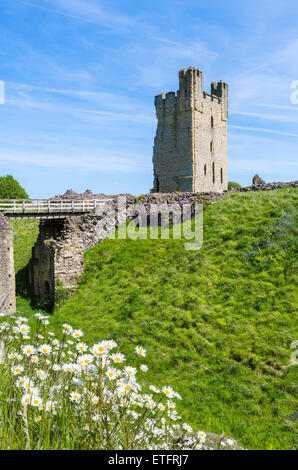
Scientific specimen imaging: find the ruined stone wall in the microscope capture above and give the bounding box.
[153,67,228,193]
[0,222,16,315]
[29,203,127,301]
[29,218,85,301]
[29,219,63,301]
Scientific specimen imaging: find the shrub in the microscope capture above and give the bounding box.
[0,175,29,199]
[228,181,241,190]
[55,279,71,307]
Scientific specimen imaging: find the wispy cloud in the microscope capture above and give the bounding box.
[125,39,218,89]
[0,149,151,173]
[229,125,298,138]
[231,110,298,124]
[20,0,134,28]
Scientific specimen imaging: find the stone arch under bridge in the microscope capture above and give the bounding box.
[0,198,117,315]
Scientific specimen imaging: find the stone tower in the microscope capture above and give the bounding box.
[153,67,228,193]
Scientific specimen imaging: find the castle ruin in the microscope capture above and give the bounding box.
[153,67,228,193]
[0,222,16,315]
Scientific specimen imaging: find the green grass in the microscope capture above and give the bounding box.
[11,188,298,449]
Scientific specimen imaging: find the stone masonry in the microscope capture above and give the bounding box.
[0,221,16,315]
[28,202,127,302]
[29,218,85,302]
[153,67,228,193]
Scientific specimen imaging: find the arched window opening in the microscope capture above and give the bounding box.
[211,116,214,128]
[212,162,215,183]
[204,164,207,176]
[210,141,214,153]
[220,167,223,184]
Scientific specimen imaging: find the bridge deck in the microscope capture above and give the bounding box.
[0,199,111,218]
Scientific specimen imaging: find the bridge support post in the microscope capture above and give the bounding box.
[0,221,16,315]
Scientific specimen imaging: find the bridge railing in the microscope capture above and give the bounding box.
[0,199,112,214]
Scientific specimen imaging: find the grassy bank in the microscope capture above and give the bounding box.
[10,188,298,449]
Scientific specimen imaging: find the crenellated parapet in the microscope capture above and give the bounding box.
[154,68,228,120]
[211,80,228,121]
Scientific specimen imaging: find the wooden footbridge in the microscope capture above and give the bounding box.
[0,199,112,219]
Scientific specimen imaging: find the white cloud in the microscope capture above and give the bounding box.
[0,149,151,173]
[229,125,298,138]
[20,0,134,28]
[128,40,218,89]
[230,110,298,124]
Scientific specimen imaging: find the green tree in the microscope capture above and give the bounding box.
[0,175,28,199]
[228,181,241,190]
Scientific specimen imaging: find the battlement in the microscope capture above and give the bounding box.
[155,67,227,115]
[202,91,221,104]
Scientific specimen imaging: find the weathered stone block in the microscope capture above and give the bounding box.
[0,221,16,315]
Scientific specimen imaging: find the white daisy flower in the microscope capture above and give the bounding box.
[78,354,94,365]
[36,370,47,380]
[45,401,55,412]
[135,346,146,357]
[12,365,24,375]
[86,364,98,376]
[183,423,193,433]
[62,324,73,334]
[167,400,176,409]
[124,366,137,377]
[72,329,84,339]
[76,342,88,352]
[92,414,101,422]
[162,386,175,398]
[22,345,36,356]
[102,340,117,350]
[18,324,30,335]
[106,368,117,380]
[62,363,73,372]
[31,395,42,407]
[197,431,206,443]
[110,353,125,364]
[38,344,52,355]
[70,391,81,402]
[91,342,106,357]
[21,394,32,406]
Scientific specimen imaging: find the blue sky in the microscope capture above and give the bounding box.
[0,0,298,197]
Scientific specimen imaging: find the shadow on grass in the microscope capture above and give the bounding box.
[16,265,54,313]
